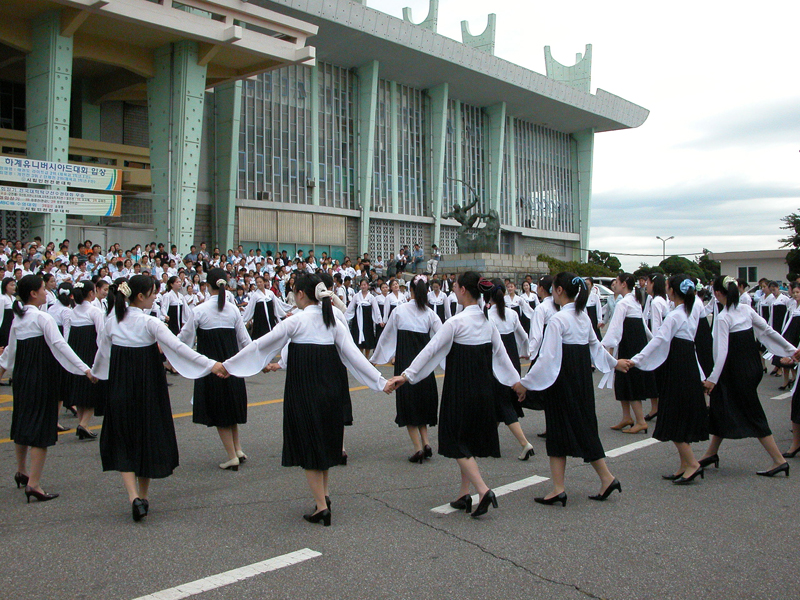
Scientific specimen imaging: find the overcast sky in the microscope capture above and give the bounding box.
[368,0,800,270]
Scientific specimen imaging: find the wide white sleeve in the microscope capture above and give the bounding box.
[601,299,627,348]
[528,307,546,357]
[520,318,563,391]
[707,317,730,384]
[519,298,535,320]
[160,294,170,319]
[62,310,72,344]
[91,308,106,350]
[223,318,293,377]
[241,298,257,323]
[91,319,112,380]
[0,323,17,372]
[429,310,443,336]
[334,320,388,391]
[370,309,398,365]
[512,314,528,358]
[233,310,252,350]
[177,306,197,347]
[41,313,90,375]
[345,294,357,321]
[149,318,215,379]
[443,298,452,320]
[630,312,679,371]
[273,297,287,319]
[403,319,456,384]
[589,323,618,373]
[491,323,522,386]
[371,295,382,325]
[651,302,665,335]
[752,308,796,357]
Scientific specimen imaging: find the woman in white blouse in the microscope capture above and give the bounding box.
[179,269,252,471]
[160,276,191,337]
[522,276,558,432]
[93,275,226,522]
[386,272,523,519]
[427,279,452,323]
[241,276,286,339]
[698,276,794,478]
[0,275,95,503]
[383,279,407,323]
[345,279,381,357]
[645,274,670,422]
[223,274,388,527]
[372,277,442,463]
[513,273,624,506]
[0,277,16,349]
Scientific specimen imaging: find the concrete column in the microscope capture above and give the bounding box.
[310,64,320,205]
[214,80,241,252]
[26,10,72,243]
[428,83,448,245]
[148,41,208,252]
[485,102,506,217]
[389,80,399,214]
[454,99,463,205]
[507,116,517,227]
[572,128,594,261]
[356,60,379,254]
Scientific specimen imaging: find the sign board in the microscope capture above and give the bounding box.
[0,186,121,217]
[0,157,121,191]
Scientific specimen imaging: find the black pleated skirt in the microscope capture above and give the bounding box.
[495,332,524,425]
[100,344,179,479]
[438,343,500,459]
[615,317,658,401]
[54,325,72,406]
[791,384,800,425]
[395,330,438,427]
[67,325,102,409]
[587,305,601,340]
[449,301,458,318]
[192,328,247,427]
[651,338,709,443]
[542,344,605,462]
[252,301,273,340]
[167,304,181,337]
[695,316,714,379]
[518,305,532,335]
[709,329,771,439]
[772,315,800,367]
[522,324,546,411]
[771,304,788,333]
[282,343,348,470]
[0,307,13,347]
[350,305,376,349]
[10,336,59,448]
[430,303,446,323]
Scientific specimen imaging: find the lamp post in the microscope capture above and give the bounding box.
[656,236,674,261]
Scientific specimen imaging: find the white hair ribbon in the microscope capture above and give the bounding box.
[118,281,132,298]
[315,282,334,301]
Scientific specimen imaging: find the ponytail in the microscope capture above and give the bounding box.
[115,275,156,322]
[538,275,554,297]
[295,273,335,328]
[412,277,428,311]
[56,282,73,307]
[72,281,95,305]
[14,274,44,317]
[669,274,696,315]
[487,278,506,320]
[114,278,129,322]
[713,276,740,309]
[208,268,228,312]
[552,272,588,313]
[617,272,636,295]
[648,273,667,300]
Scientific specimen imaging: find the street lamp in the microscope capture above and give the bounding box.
[656,236,674,261]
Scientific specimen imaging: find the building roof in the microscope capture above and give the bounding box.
[710,249,787,261]
[253,0,649,134]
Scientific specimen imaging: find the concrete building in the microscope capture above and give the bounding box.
[0,0,648,262]
[711,249,790,285]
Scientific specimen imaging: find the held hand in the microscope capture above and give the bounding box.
[164,316,170,322]
[780,356,795,366]
[85,369,98,384]
[512,382,528,402]
[794,347,800,362]
[702,380,715,395]
[615,359,630,373]
[212,362,229,378]
[385,375,407,393]
[264,363,281,372]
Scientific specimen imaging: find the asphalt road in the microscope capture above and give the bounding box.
[0,364,797,600]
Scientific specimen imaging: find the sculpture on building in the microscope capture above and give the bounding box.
[442,185,500,253]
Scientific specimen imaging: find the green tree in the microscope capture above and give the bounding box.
[780,211,800,274]
[587,250,622,273]
[659,255,704,280]
[538,254,616,277]
[696,251,720,281]
[634,262,665,279]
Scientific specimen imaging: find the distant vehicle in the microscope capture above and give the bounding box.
[594,283,614,308]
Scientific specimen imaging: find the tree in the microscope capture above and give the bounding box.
[538,254,616,277]
[634,262,665,279]
[587,250,621,273]
[780,211,800,274]
[696,251,720,281]
[659,255,704,280]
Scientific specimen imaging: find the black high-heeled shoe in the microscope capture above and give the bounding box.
[340,451,348,466]
[132,498,147,522]
[756,463,790,477]
[449,494,473,513]
[471,490,498,518]
[25,487,59,503]
[56,423,71,433]
[537,432,547,438]
[408,450,425,464]
[303,508,331,527]
[423,445,433,459]
[534,492,567,507]
[76,426,97,440]
[782,447,800,458]
[65,405,77,417]
[661,472,684,481]
[673,466,704,485]
[698,454,720,469]
[589,479,622,501]
[142,499,149,516]
[14,472,29,489]
[644,412,658,422]
[779,384,791,391]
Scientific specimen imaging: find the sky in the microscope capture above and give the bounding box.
[367,0,800,271]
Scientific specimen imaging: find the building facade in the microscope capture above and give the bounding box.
[711,249,790,285]
[0,0,648,262]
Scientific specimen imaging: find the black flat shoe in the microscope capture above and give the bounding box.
[644,412,658,422]
[131,498,147,522]
[756,463,790,477]
[661,472,684,481]
[142,499,149,516]
[589,479,621,501]
[537,432,547,438]
[14,472,29,488]
[303,508,331,527]
[534,492,567,507]
[25,487,59,503]
[423,444,433,459]
[779,384,791,391]
[782,447,800,458]
[76,426,97,440]
[471,490,498,518]
[408,450,425,464]
[673,466,704,485]
[449,494,473,513]
[698,454,720,469]
[56,423,71,433]
[340,451,348,466]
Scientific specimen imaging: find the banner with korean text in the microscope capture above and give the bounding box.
[0,186,121,217]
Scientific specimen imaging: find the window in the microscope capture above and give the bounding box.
[738,266,757,282]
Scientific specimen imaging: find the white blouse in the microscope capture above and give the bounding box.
[92,307,216,380]
[48,302,72,327]
[739,292,752,307]
[504,293,534,320]
[401,305,519,386]
[488,305,528,358]
[0,293,14,312]
[521,291,540,309]
[528,296,558,357]
[160,290,191,324]
[649,295,670,335]
[630,303,702,375]
[707,304,796,384]
[0,305,90,375]
[63,302,106,346]
[447,291,462,315]
[601,293,650,349]
[345,290,382,343]
[371,302,442,365]
[382,291,407,322]
[241,289,287,323]
[222,304,387,393]
[520,303,617,391]
[178,299,251,350]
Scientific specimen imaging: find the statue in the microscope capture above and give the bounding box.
[442,196,500,254]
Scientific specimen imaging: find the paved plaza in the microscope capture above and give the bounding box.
[0,365,796,600]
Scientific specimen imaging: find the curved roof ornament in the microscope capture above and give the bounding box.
[402,0,439,32]
[461,13,496,55]
[544,44,592,93]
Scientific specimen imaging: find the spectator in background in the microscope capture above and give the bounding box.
[426,244,441,276]
[410,243,424,274]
